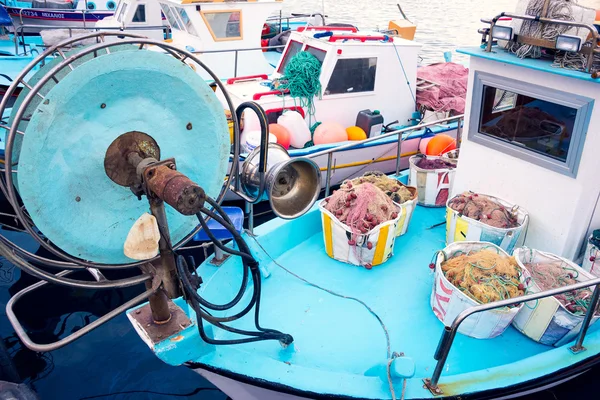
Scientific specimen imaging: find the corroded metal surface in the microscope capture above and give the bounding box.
[145,162,206,216]
[129,300,192,345]
[104,131,160,187]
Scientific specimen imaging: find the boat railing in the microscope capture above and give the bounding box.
[14,25,285,76]
[480,11,599,75]
[308,114,464,197]
[14,24,171,55]
[266,12,327,34]
[424,276,600,395]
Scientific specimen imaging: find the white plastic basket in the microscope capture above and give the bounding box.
[512,247,599,347]
[408,155,455,207]
[319,200,402,267]
[445,193,528,255]
[431,241,525,339]
[394,185,418,237]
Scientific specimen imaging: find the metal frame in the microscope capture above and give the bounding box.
[0,34,239,270]
[6,270,157,352]
[468,70,594,178]
[424,277,600,395]
[481,12,599,75]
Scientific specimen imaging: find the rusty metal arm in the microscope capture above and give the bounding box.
[424,278,600,394]
[6,270,157,352]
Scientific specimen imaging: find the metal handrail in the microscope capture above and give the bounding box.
[307,114,464,196]
[484,12,599,73]
[6,270,157,352]
[424,277,600,394]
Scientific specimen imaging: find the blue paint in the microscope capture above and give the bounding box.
[0,4,10,25]
[18,50,230,264]
[145,198,600,398]
[457,46,600,84]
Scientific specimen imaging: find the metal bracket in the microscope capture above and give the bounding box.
[423,378,444,396]
[209,245,230,266]
[129,299,192,344]
[569,345,586,354]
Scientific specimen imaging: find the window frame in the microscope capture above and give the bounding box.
[175,7,198,36]
[469,71,594,178]
[200,9,243,42]
[323,56,378,98]
[276,39,303,74]
[131,3,146,23]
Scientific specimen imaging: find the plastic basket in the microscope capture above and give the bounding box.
[408,155,455,207]
[431,241,525,339]
[512,247,599,347]
[319,200,402,267]
[445,192,528,254]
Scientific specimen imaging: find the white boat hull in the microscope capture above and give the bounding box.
[5,6,113,32]
[194,366,587,400]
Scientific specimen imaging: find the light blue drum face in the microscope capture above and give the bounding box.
[18,50,230,264]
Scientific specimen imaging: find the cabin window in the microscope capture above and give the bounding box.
[201,10,242,41]
[277,40,302,74]
[116,2,128,23]
[160,3,182,30]
[469,71,594,177]
[132,4,146,23]
[325,57,377,95]
[177,8,197,36]
[305,45,326,65]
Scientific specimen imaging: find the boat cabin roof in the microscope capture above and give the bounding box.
[458,46,600,84]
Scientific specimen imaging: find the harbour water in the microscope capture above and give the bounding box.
[1,0,600,399]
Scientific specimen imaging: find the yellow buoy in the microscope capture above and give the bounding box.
[346,126,368,141]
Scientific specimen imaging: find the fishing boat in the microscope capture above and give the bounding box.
[4,0,600,399]
[1,0,114,32]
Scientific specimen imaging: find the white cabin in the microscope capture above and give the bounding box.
[452,47,600,262]
[224,28,420,133]
[97,0,283,78]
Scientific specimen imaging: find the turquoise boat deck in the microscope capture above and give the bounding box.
[152,194,600,399]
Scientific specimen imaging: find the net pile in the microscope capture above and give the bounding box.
[416,62,469,114]
[324,182,399,233]
[449,193,520,229]
[340,171,414,204]
[522,261,599,315]
[506,0,599,72]
[416,158,455,170]
[442,249,525,304]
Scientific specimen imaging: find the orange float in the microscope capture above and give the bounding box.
[425,134,456,156]
[313,122,348,145]
[269,123,291,149]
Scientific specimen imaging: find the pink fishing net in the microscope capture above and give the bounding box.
[523,261,599,316]
[448,192,520,229]
[324,182,399,234]
[417,62,469,114]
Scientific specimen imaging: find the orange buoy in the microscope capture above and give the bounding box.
[346,126,368,141]
[596,9,600,22]
[269,123,291,149]
[313,122,348,145]
[425,134,456,156]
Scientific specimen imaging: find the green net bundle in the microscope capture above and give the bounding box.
[442,249,525,304]
[340,171,415,204]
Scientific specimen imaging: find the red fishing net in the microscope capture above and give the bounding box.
[340,171,415,204]
[324,182,399,234]
[417,62,469,114]
[448,193,520,229]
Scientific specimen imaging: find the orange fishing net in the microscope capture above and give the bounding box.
[442,249,524,304]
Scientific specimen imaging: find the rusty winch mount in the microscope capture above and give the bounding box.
[0,33,293,352]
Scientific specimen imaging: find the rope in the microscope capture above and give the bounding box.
[275,51,323,126]
[391,39,417,107]
[248,234,406,400]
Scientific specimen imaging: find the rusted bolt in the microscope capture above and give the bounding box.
[100,103,106,109]
[43,99,49,105]
[135,309,141,314]
[186,122,192,130]
[168,163,176,170]
[157,334,163,339]
[75,196,81,202]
